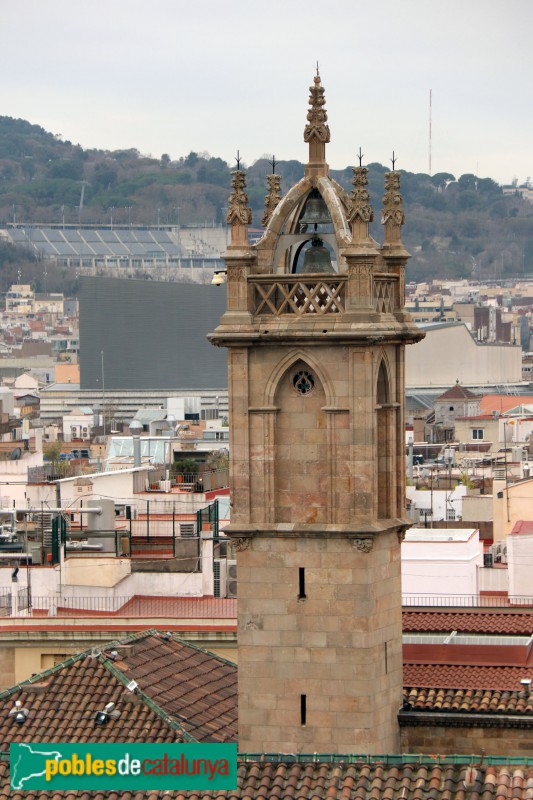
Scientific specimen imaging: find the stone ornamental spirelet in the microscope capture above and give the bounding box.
[262,173,282,227]
[347,166,374,225]
[304,74,331,144]
[226,170,252,227]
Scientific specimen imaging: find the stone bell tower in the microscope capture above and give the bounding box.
[209,73,424,753]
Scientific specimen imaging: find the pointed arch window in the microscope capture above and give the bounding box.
[376,359,392,519]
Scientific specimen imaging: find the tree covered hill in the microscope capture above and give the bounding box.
[1,114,533,285]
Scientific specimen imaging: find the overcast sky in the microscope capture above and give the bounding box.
[2,0,532,185]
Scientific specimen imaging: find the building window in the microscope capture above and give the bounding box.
[298,568,306,600]
[293,369,315,395]
[447,508,456,521]
[300,695,307,726]
[472,429,484,440]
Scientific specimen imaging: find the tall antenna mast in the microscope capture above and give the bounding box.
[429,89,432,176]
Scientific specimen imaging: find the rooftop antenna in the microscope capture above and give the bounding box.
[429,89,432,176]
[357,147,364,167]
[235,150,241,170]
[269,155,277,174]
[391,151,397,170]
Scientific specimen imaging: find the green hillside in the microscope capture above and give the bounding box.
[1,115,533,287]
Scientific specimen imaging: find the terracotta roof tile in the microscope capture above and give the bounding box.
[0,631,237,752]
[109,632,237,742]
[436,384,479,401]
[480,394,533,414]
[0,654,182,752]
[403,663,533,692]
[403,610,533,636]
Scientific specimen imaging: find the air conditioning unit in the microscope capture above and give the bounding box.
[213,559,226,598]
[494,468,506,481]
[226,560,237,598]
[180,523,195,538]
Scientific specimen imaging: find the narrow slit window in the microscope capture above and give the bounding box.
[300,694,307,726]
[298,567,306,599]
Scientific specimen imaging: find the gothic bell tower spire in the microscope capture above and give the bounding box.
[210,74,424,755]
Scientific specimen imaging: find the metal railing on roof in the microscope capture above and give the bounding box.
[402,594,533,608]
[237,752,533,765]
[0,594,237,618]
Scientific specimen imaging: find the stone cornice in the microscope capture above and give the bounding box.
[224,518,411,541]
[208,322,424,348]
[399,710,533,729]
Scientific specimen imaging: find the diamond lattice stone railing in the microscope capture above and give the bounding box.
[251,276,346,316]
[248,273,400,316]
[373,274,399,313]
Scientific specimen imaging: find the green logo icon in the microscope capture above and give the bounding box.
[11,743,238,790]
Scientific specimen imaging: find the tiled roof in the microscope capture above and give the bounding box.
[404,686,533,714]
[436,383,479,401]
[403,610,533,636]
[109,631,237,742]
[404,663,533,692]
[2,758,533,800]
[480,394,533,415]
[0,653,182,752]
[0,631,237,753]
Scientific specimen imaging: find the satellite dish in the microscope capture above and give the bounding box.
[10,448,21,461]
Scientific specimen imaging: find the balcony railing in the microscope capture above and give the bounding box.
[250,275,346,316]
[249,272,401,316]
[0,593,237,618]
[402,594,533,608]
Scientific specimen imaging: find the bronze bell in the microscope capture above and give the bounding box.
[300,237,335,273]
[299,189,332,226]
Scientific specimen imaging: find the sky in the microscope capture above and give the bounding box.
[2,0,532,185]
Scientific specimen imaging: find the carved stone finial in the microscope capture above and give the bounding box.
[304,74,330,145]
[381,171,405,244]
[226,170,252,245]
[262,173,282,227]
[347,167,374,228]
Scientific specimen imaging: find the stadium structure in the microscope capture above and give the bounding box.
[2,224,228,281]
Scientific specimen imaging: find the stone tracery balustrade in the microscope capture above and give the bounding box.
[250,275,346,315]
[249,273,400,316]
[373,273,400,314]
